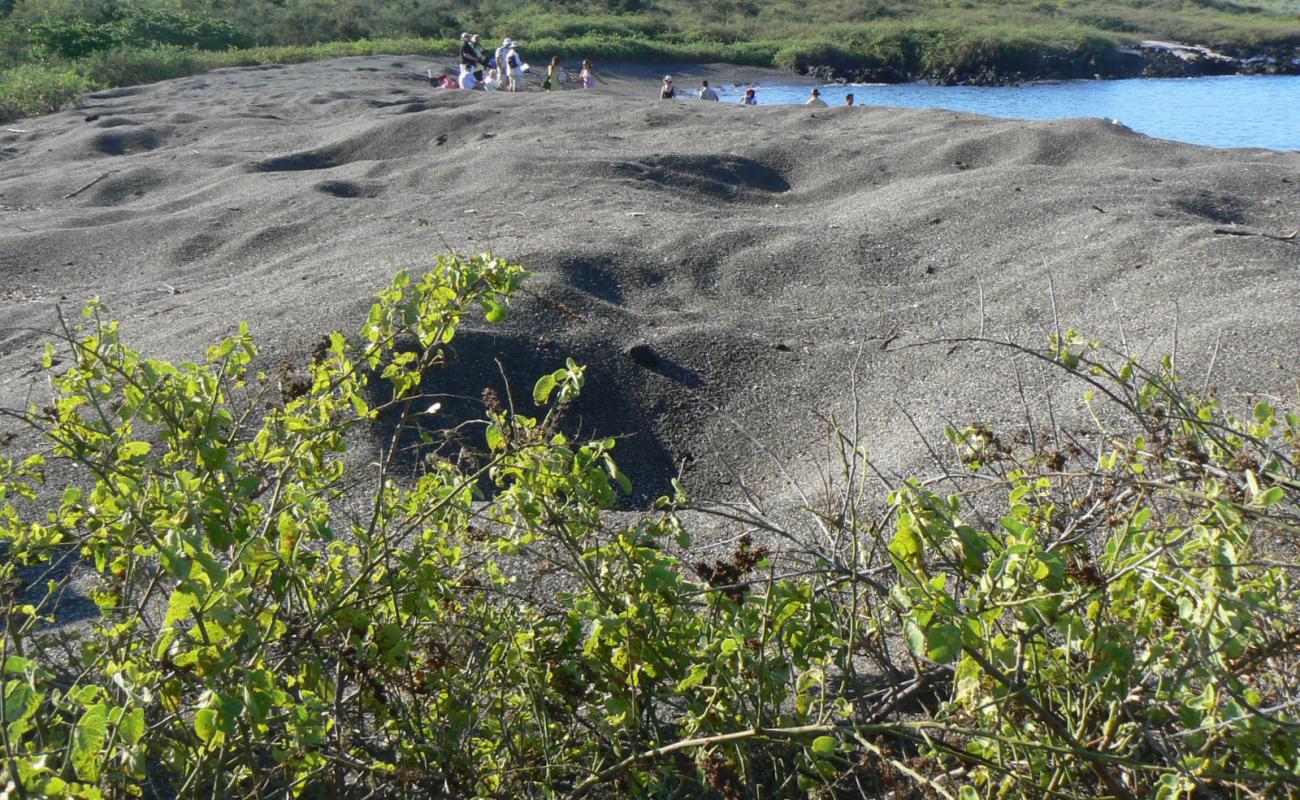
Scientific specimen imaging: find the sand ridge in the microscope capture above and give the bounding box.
[1,55,1297,503]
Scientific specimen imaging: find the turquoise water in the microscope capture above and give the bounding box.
[706,75,1300,151]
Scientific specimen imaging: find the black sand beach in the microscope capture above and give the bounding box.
[1,55,1297,504]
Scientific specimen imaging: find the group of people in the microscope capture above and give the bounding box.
[802,87,856,107]
[447,33,607,93]
[453,33,526,91]
[446,43,856,106]
[659,77,857,107]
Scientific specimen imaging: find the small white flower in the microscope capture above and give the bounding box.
[424,402,442,415]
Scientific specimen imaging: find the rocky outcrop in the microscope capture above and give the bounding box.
[802,41,1300,86]
[1131,40,1240,78]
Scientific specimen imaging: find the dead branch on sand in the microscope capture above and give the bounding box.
[63,170,118,199]
[1213,226,1298,242]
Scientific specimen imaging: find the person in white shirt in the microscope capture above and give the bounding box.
[494,38,510,82]
[699,80,719,101]
[805,87,828,107]
[498,39,525,92]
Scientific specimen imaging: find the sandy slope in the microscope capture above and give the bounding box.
[1,55,1297,505]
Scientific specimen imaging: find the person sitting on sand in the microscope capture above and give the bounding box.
[660,76,675,99]
[699,80,719,101]
[740,87,757,105]
[544,57,564,91]
[580,59,604,89]
[845,93,855,106]
[437,73,459,90]
[482,68,501,91]
[805,87,828,107]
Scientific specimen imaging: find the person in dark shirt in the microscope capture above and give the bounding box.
[469,34,487,86]
[660,76,675,99]
[458,33,480,90]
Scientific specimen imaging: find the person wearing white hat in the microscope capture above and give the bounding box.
[660,75,675,99]
[494,38,510,85]
[499,38,525,92]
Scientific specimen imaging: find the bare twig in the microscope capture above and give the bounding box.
[63,170,117,199]
[1202,329,1224,397]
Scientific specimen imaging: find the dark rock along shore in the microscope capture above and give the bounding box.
[803,41,1300,87]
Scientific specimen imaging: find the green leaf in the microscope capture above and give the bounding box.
[118,707,145,745]
[903,618,926,656]
[888,525,924,576]
[1258,486,1284,507]
[533,373,557,406]
[71,703,108,782]
[676,664,709,692]
[3,680,36,723]
[484,297,507,324]
[925,623,963,663]
[1,657,32,675]
[194,708,219,744]
[811,735,836,757]
[163,588,198,627]
[117,440,151,461]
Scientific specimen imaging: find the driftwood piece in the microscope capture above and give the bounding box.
[1213,227,1298,242]
[63,170,118,200]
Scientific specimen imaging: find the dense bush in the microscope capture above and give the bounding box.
[0,60,89,120]
[1,255,1297,797]
[110,6,250,51]
[26,7,248,59]
[74,43,203,86]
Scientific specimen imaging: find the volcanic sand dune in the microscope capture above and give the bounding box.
[1,55,1298,506]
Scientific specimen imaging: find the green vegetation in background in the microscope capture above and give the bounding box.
[0,59,87,117]
[0,255,1297,797]
[0,0,1298,121]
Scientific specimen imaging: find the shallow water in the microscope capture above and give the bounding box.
[702,75,1300,151]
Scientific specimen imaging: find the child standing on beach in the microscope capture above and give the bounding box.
[579,59,604,89]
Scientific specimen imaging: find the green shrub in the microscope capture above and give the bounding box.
[773,38,857,72]
[27,16,117,59]
[111,6,251,51]
[75,43,202,87]
[0,18,30,68]
[1,257,1297,797]
[0,60,89,121]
